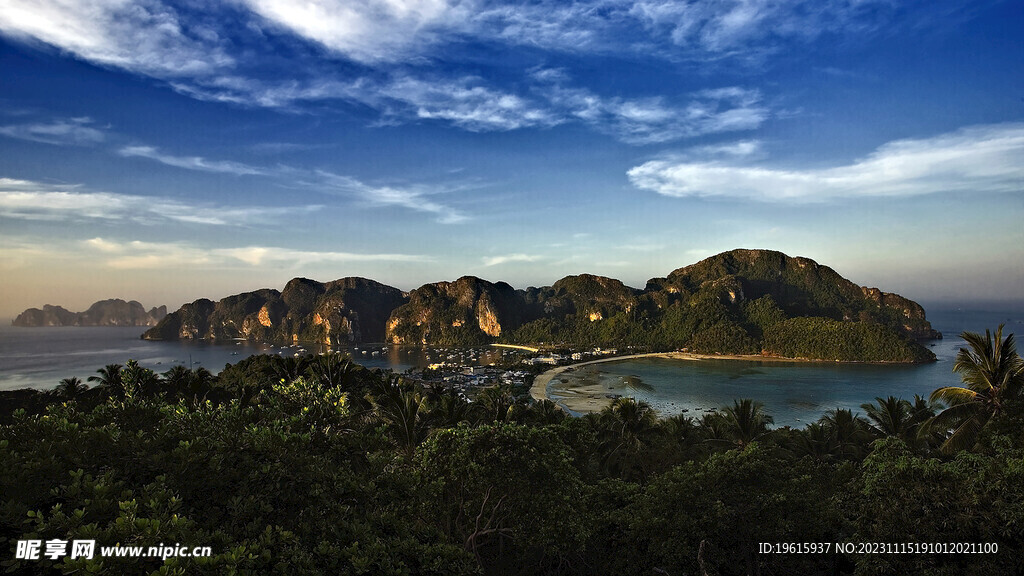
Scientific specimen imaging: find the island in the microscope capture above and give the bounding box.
[144,249,940,363]
[13,299,167,327]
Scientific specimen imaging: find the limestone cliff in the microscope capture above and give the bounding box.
[137,249,941,362]
[143,278,406,344]
[13,300,167,327]
[385,277,530,345]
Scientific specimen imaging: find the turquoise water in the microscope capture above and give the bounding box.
[547,307,1024,426]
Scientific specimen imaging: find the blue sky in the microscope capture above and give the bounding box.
[0,0,1022,317]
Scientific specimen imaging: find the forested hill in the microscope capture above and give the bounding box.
[144,249,940,362]
[13,299,167,327]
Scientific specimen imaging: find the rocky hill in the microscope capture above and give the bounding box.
[143,250,941,362]
[142,277,407,345]
[386,276,538,345]
[13,300,167,327]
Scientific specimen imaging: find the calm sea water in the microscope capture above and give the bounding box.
[3,307,1023,426]
[547,307,1024,426]
[0,324,504,392]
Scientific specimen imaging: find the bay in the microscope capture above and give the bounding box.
[3,306,1023,427]
[547,307,1024,426]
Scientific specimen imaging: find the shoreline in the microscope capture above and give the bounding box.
[528,351,926,413]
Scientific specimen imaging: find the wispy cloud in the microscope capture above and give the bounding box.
[240,0,468,64]
[538,76,768,144]
[628,0,897,60]
[81,237,424,269]
[313,171,468,224]
[0,0,960,142]
[377,75,560,132]
[0,0,232,77]
[213,246,425,266]
[628,124,1024,201]
[482,253,544,266]
[118,146,268,176]
[0,116,106,146]
[0,178,320,225]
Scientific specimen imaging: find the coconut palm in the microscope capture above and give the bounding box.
[818,408,872,459]
[658,413,703,463]
[88,363,124,398]
[789,422,841,461]
[425,387,480,428]
[597,397,661,480]
[522,399,565,426]
[476,384,519,423]
[306,352,355,389]
[55,376,88,399]
[928,324,1024,453]
[121,359,159,396]
[714,398,774,450]
[368,375,429,456]
[861,396,915,438]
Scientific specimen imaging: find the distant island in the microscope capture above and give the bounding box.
[13,299,167,327]
[143,249,941,363]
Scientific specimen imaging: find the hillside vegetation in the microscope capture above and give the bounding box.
[144,249,940,362]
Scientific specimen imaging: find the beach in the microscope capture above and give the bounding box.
[529,351,924,414]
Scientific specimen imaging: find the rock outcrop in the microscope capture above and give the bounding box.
[655,249,941,340]
[140,249,941,361]
[142,278,406,344]
[13,300,167,327]
[385,277,531,345]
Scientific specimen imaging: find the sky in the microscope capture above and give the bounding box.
[0,0,1022,319]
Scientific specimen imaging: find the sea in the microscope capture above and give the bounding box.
[1,306,1022,426]
[546,306,1024,426]
[0,326,501,392]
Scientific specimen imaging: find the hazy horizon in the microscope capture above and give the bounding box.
[1,1,1022,320]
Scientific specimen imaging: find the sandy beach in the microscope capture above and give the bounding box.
[529,351,850,414]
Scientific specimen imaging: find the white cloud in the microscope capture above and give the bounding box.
[628,0,893,59]
[628,124,1024,201]
[240,0,467,63]
[314,171,468,224]
[0,0,232,77]
[379,75,560,132]
[0,178,320,225]
[538,75,768,144]
[482,253,543,266]
[213,246,424,266]
[80,237,424,269]
[118,146,268,176]
[0,117,106,145]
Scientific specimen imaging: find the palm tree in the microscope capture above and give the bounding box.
[306,352,355,389]
[524,399,565,426]
[928,324,1024,453]
[88,363,124,398]
[476,384,518,423]
[55,376,88,399]
[597,397,661,480]
[121,359,159,397]
[659,413,703,463]
[425,387,480,428]
[789,422,841,461]
[861,396,915,438]
[818,408,872,459]
[715,399,774,450]
[162,365,194,397]
[368,375,429,456]
[272,356,309,384]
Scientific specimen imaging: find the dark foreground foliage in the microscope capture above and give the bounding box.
[2,334,1023,575]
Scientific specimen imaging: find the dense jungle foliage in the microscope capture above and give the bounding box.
[2,326,1021,575]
